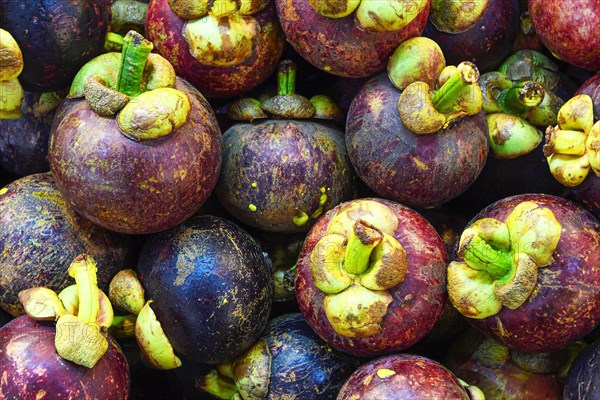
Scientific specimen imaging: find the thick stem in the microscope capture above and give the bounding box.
[116,30,153,97]
[460,235,513,279]
[431,61,479,114]
[497,81,545,115]
[68,254,100,325]
[343,220,383,276]
[277,60,296,96]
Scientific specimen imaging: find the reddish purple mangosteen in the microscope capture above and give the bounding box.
[49,31,222,234]
[337,354,483,400]
[529,0,600,71]
[145,0,285,98]
[275,0,430,78]
[447,193,600,353]
[295,198,448,357]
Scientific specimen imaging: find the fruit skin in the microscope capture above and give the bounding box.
[49,78,222,235]
[216,120,355,233]
[295,198,447,357]
[337,354,470,400]
[275,0,429,78]
[564,339,600,399]
[346,73,489,209]
[466,194,600,353]
[424,0,520,72]
[0,173,130,316]
[145,0,284,98]
[0,92,54,177]
[137,215,273,364]
[0,315,130,400]
[529,0,600,71]
[0,0,108,92]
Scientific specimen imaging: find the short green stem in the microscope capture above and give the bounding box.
[68,254,100,325]
[116,31,153,97]
[431,61,479,114]
[460,235,513,279]
[343,220,382,276]
[277,60,296,96]
[104,32,125,52]
[497,81,545,115]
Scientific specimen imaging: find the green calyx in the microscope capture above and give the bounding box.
[448,201,562,319]
[135,300,182,370]
[0,28,24,119]
[200,339,271,400]
[307,0,428,32]
[227,60,342,121]
[310,200,408,337]
[69,30,190,141]
[387,37,446,91]
[498,50,560,91]
[430,0,491,33]
[18,254,115,369]
[487,113,542,159]
[168,0,269,20]
[496,81,545,115]
[109,269,145,315]
[109,0,148,35]
[544,94,600,187]
[398,62,483,135]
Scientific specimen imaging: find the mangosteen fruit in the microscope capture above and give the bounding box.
[0,254,130,399]
[529,0,600,71]
[0,0,108,92]
[424,0,520,72]
[0,173,130,316]
[200,313,358,399]
[447,193,600,353]
[337,353,483,400]
[295,198,448,357]
[564,339,600,399]
[346,53,489,208]
[275,0,430,77]
[49,31,222,234]
[216,60,356,233]
[0,91,63,176]
[446,329,578,399]
[136,215,273,365]
[145,0,285,98]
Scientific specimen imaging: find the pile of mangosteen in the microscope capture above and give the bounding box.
[1,0,600,399]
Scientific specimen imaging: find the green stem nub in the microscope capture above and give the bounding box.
[498,81,544,115]
[277,60,296,96]
[431,61,479,114]
[116,31,153,97]
[343,220,383,276]
[459,235,513,279]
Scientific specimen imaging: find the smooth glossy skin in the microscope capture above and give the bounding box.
[564,339,600,399]
[296,198,448,357]
[0,173,130,316]
[137,215,273,364]
[346,73,489,209]
[337,354,470,400]
[465,194,600,353]
[145,0,284,98]
[275,0,429,77]
[0,0,108,91]
[49,78,222,235]
[0,316,130,400]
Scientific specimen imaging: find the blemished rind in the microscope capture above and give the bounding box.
[0,315,130,399]
[275,0,429,78]
[145,0,284,98]
[337,354,470,399]
[295,198,448,357]
[564,339,600,399]
[137,215,273,364]
[0,173,130,317]
[261,313,358,399]
[0,0,108,92]
[216,120,356,233]
[463,194,600,353]
[0,91,54,177]
[423,0,520,73]
[49,78,222,235]
[346,73,489,209]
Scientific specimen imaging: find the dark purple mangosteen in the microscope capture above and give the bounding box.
[564,339,600,399]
